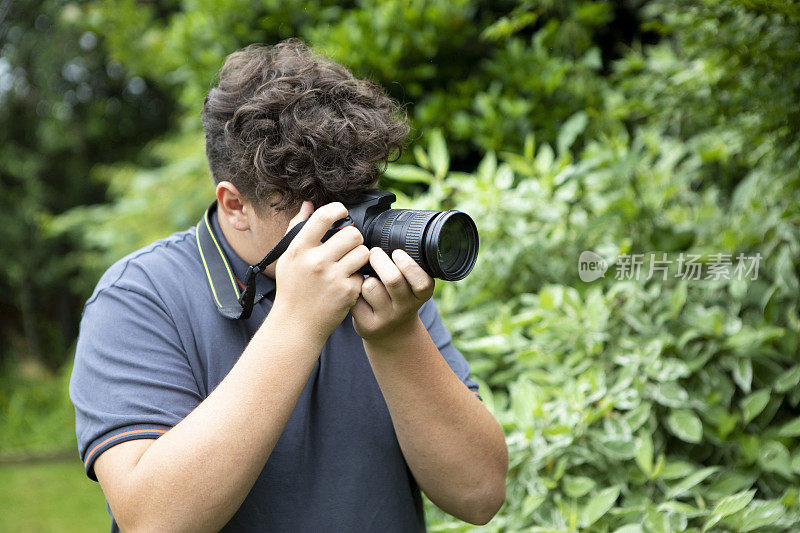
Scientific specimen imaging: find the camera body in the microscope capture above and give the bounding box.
[323,189,479,281]
[338,189,399,240]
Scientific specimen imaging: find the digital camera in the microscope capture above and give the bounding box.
[325,189,479,281]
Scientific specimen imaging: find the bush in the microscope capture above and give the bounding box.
[405,121,799,530]
[0,362,77,456]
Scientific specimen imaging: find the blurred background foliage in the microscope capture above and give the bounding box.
[1,0,799,531]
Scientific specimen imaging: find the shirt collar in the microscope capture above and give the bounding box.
[210,204,276,303]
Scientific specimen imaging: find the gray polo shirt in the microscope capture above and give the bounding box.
[69,209,480,532]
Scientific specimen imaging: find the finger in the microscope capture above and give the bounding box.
[347,273,364,307]
[285,201,314,236]
[337,245,370,276]
[369,248,410,303]
[320,225,364,261]
[294,202,348,248]
[351,295,375,324]
[360,275,391,310]
[392,249,434,299]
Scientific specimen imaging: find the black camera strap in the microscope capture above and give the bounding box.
[196,202,305,320]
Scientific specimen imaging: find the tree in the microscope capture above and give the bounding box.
[0,0,173,368]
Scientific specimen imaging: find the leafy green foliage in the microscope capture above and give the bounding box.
[0,0,174,367]
[0,361,76,455]
[411,98,800,530]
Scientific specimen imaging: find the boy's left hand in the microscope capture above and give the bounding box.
[351,247,434,345]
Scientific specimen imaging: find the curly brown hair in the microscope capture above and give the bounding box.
[201,39,410,212]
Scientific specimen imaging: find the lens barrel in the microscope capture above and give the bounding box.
[366,209,479,281]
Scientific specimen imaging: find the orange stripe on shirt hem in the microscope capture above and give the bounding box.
[85,428,168,465]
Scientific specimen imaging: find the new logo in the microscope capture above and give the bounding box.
[578,251,608,282]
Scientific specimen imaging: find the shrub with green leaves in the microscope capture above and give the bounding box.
[403,120,799,531]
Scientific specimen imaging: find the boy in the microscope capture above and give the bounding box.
[70,39,507,532]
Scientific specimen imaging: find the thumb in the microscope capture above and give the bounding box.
[286,201,314,235]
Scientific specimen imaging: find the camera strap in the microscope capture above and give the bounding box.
[196,202,305,320]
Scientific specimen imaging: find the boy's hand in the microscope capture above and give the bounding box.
[273,201,370,343]
[351,247,435,346]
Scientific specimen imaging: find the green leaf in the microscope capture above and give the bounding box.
[703,514,722,532]
[668,281,687,317]
[413,145,429,170]
[427,129,449,179]
[757,441,792,475]
[523,133,535,160]
[652,382,689,408]
[495,164,513,190]
[778,416,800,437]
[635,433,654,475]
[477,151,497,180]
[666,410,703,443]
[594,438,637,460]
[625,402,652,431]
[739,500,785,532]
[660,461,696,480]
[658,501,702,516]
[579,486,620,527]
[650,454,666,480]
[563,476,596,498]
[645,504,669,533]
[732,358,753,393]
[613,526,643,533]
[521,494,546,516]
[717,412,739,440]
[713,489,756,517]
[741,389,770,424]
[775,365,800,393]
[383,164,434,184]
[557,111,588,155]
[666,467,719,499]
[535,143,554,172]
[792,451,800,474]
[707,472,758,500]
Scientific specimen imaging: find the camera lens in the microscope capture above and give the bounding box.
[431,213,475,277]
[423,211,479,280]
[365,209,479,281]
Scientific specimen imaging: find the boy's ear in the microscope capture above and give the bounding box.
[215,182,251,231]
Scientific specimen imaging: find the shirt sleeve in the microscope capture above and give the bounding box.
[418,298,481,398]
[69,283,203,480]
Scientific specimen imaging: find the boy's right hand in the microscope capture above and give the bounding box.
[272,201,370,343]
